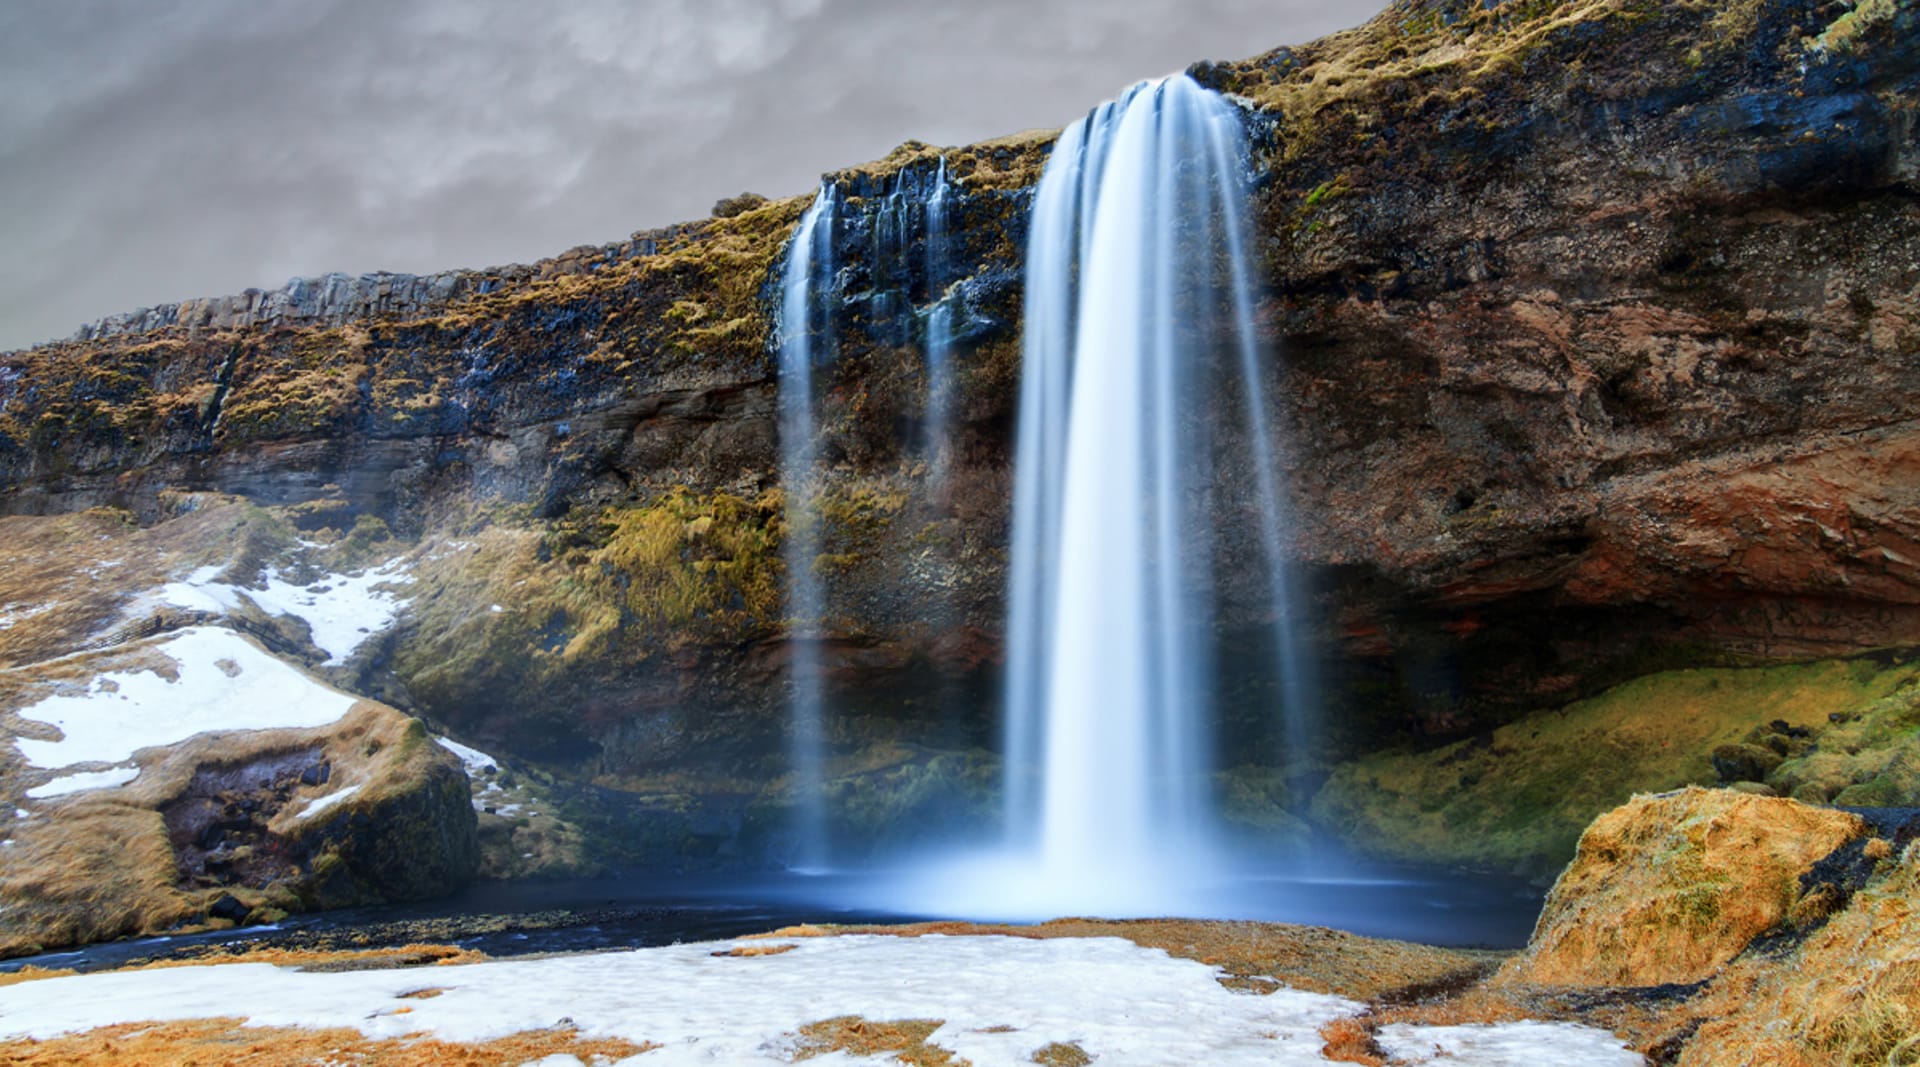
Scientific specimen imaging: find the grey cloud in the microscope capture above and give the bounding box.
[0,0,1385,350]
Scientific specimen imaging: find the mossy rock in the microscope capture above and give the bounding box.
[1312,657,1917,878]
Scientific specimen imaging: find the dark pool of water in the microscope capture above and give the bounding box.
[1,858,1543,976]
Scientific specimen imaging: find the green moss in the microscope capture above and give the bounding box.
[392,490,785,741]
[1772,685,1920,804]
[582,488,785,653]
[823,748,999,850]
[1312,657,1916,878]
[1213,765,1312,844]
[217,327,370,441]
[1807,0,1897,53]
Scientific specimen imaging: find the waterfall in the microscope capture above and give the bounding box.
[989,74,1308,913]
[778,182,838,868]
[924,158,955,485]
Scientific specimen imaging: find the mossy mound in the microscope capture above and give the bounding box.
[1499,787,1864,987]
[1312,656,1918,877]
[1469,788,1920,1065]
[1671,827,1920,1066]
[1767,684,1920,806]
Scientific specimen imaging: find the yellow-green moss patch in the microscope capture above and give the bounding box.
[1312,657,1917,876]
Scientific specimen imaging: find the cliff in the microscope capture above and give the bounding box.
[1,0,1917,875]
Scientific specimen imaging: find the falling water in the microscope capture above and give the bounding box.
[778,183,839,868]
[923,158,956,483]
[986,74,1309,913]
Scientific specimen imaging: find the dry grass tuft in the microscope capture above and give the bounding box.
[1029,1039,1092,1066]
[710,942,798,958]
[0,944,484,989]
[1318,1016,1387,1065]
[0,1019,655,1066]
[792,1015,964,1066]
[164,943,487,973]
[0,966,75,988]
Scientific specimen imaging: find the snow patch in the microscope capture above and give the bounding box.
[435,737,499,776]
[156,559,413,665]
[12,627,359,768]
[24,766,140,799]
[0,602,54,631]
[294,783,362,822]
[0,934,1643,1065]
[1379,1020,1647,1066]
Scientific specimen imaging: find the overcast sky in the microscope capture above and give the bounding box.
[0,1,1384,351]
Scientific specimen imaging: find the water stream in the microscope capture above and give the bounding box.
[777,183,839,868]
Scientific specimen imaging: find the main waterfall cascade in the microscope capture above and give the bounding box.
[778,75,1309,915]
[904,74,1311,917]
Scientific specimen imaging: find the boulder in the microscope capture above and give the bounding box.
[1499,787,1864,988]
[1,687,477,959]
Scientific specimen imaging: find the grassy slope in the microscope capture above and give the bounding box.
[1312,656,1920,878]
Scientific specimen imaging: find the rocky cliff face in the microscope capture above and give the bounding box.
[1,0,1916,862]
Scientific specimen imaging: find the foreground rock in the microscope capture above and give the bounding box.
[0,501,478,958]
[1,690,476,959]
[1503,788,1865,987]
[1491,787,1920,1066]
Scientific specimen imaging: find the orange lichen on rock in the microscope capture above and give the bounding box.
[0,1019,655,1066]
[1500,787,1864,987]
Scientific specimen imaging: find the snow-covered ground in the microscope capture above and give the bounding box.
[157,558,413,665]
[12,626,358,768]
[1380,1020,1647,1066]
[0,934,1644,1066]
[22,765,140,799]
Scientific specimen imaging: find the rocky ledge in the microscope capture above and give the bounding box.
[0,0,1916,934]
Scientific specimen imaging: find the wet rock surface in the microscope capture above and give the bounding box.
[0,0,1915,899]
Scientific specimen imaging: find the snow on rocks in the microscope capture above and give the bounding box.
[0,934,1645,1066]
[22,766,140,799]
[12,627,359,768]
[292,783,363,822]
[435,737,499,776]
[157,557,413,665]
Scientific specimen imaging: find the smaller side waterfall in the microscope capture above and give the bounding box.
[778,183,839,868]
[923,158,956,486]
